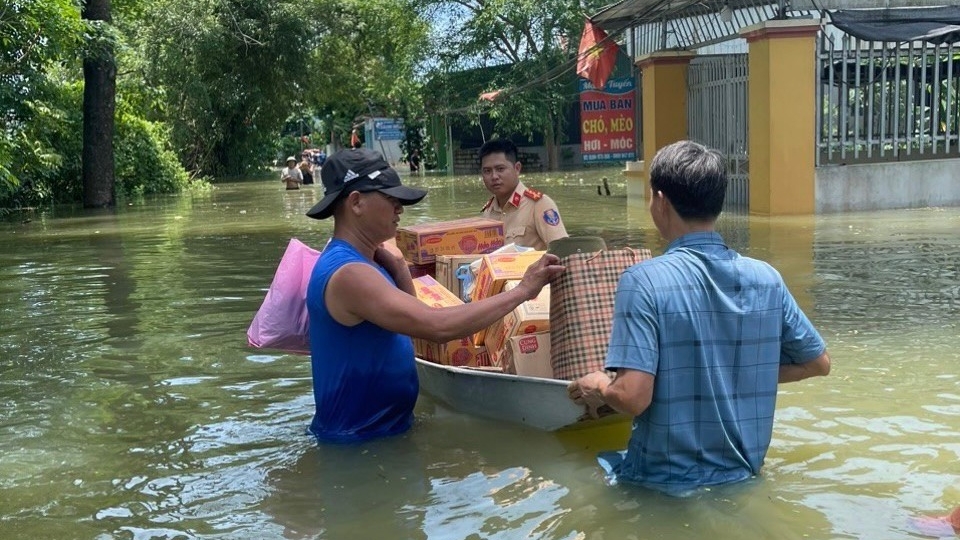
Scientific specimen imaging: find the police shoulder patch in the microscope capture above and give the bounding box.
[542,208,561,226]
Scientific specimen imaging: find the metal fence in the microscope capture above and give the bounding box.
[816,31,960,165]
[688,54,750,211]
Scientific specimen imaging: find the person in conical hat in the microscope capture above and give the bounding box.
[280,156,302,190]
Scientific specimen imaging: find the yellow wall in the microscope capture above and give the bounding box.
[638,53,695,187]
[745,21,820,216]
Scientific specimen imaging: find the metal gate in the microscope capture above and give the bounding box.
[687,54,749,212]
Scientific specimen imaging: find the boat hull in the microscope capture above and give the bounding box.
[415,357,629,433]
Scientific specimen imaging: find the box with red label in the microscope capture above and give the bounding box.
[411,275,491,366]
[470,251,546,344]
[483,281,551,355]
[501,334,554,379]
[470,250,546,303]
[414,336,490,367]
[447,338,490,367]
[412,274,461,308]
[397,217,505,265]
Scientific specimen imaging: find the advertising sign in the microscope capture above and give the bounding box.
[579,77,637,163]
[374,118,404,141]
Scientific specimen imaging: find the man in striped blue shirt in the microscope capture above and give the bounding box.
[568,140,831,496]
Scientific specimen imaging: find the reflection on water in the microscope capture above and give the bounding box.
[1,170,959,539]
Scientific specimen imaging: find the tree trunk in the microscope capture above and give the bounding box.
[82,0,116,209]
[544,115,559,171]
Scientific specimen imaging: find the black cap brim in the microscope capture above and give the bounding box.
[305,181,427,220]
[379,185,428,205]
[305,190,343,220]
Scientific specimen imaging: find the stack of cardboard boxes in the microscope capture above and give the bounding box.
[399,217,554,379]
[411,275,490,367]
[483,281,552,378]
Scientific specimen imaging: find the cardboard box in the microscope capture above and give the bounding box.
[483,281,551,355]
[471,252,545,344]
[411,275,491,367]
[470,250,546,303]
[436,254,484,302]
[449,338,490,367]
[501,333,554,379]
[412,274,461,308]
[414,336,490,367]
[398,217,505,264]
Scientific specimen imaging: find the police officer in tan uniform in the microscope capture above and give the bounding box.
[478,139,568,250]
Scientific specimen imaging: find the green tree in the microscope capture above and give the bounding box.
[131,0,429,177]
[131,0,315,177]
[419,0,608,170]
[0,0,83,204]
[295,0,429,155]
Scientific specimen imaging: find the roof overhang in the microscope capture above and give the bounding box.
[591,0,780,34]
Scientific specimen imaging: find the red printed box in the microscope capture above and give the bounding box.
[398,217,505,264]
[411,275,490,367]
[501,334,553,379]
[483,281,550,356]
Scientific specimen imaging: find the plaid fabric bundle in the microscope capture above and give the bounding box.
[549,248,652,380]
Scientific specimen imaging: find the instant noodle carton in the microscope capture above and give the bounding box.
[398,217,505,265]
[411,275,490,366]
[470,251,545,343]
[482,281,551,357]
[470,250,546,303]
[500,333,553,378]
[415,336,490,367]
[412,274,461,308]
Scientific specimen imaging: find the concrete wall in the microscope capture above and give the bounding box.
[452,144,598,175]
[816,160,960,213]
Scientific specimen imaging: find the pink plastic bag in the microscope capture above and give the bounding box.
[247,238,322,354]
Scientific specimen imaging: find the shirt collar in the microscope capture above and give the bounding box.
[492,181,527,211]
[507,181,528,208]
[664,231,726,254]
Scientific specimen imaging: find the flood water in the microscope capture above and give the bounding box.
[1,168,959,539]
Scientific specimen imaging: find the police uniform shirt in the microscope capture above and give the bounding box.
[481,181,568,251]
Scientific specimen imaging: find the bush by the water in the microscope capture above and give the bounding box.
[0,83,197,212]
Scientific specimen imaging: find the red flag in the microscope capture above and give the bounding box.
[576,19,618,90]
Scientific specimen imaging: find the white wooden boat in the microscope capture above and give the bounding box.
[415,357,629,432]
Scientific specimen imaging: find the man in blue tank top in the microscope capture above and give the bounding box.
[304,148,564,443]
[567,140,831,495]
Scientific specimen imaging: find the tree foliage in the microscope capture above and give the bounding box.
[130,0,429,176]
[418,0,609,169]
[129,0,313,176]
[0,0,83,201]
[1,0,191,211]
[2,0,614,209]
[264,0,432,156]
[2,0,431,210]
